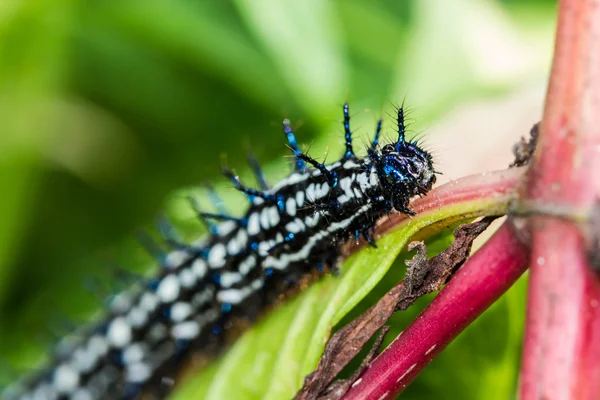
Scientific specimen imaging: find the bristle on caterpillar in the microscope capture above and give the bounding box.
[5,103,437,400]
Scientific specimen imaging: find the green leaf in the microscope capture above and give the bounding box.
[234,0,347,120]
[0,0,76,304]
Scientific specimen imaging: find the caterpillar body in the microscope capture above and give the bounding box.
[6,103,436,400]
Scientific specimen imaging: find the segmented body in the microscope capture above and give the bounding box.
[7,104,436,400]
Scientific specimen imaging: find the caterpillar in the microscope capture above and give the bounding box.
[5,103,437,400]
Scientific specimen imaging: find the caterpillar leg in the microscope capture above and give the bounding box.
[361,228,377,248]
[206,183,229,216]
[343,102,355,159]
[156,215,181,244]
[282,119,306,171]
[246,150,269,191]
[200,212,244,224]
[396,205,416,216]
[397,104,406,143]
[188,195,219,235]
[295,153,338,188]
[368,118,383,157]
[137,230,168,265]
[222,168,278,203]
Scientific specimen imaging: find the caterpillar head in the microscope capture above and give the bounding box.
[373,106,436,211]
[378,141,436,194]
[374,132,436,213]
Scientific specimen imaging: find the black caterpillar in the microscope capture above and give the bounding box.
[5,103,436,400]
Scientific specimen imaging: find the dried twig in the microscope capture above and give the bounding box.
[295,217,495,400]
[510,123,539,168]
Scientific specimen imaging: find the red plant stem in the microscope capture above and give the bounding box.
[521,222,600,399]
[376,167,525,235]
[519,0,600,397]
[342,221,529,400]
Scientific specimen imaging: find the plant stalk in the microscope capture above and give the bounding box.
[342,221,529,400]
[519,0,600,397]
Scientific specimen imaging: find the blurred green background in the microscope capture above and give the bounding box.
[0,0,555,397]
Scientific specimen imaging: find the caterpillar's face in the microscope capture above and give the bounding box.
[378,142,436,196]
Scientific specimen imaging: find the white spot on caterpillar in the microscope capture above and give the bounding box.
[341,176,354,198]
[220,271,242,288]
[286,197,297,216]
[179,268,196,288]
[217,220,236,236]
[172,321,200,340]
[285,219,304,234]
[236,229,248,248]
[109,292,132,314]
[219,289,246,305]
[338,176,357,204]
[247,212,260,235]
[317,181,330,198]
[260,207,271,230]
[126,362,152,383]
[32,383,56,400]
[340,176,351,190]
[170,302,193,322]
[217,279,263,304]
[208,243,226,268]
[272,172,307,191]
[370,168,379,186]
[192,259,207,279]
[157,275,180,303]
[338,194,351,204]
[296,190,305,207]
[305,213,320,228]
[164,250,191,269]
[123,343,146,364]
[63,340,93,365]
[72,347,96,373]
[191,288,213,308]
[107,317,132,348]
[140,292,159,312]
[72,388,93,400]
[88,335,108,357]
[227,237,241,255]
[54,364,79,393]
[258,240,272,256]
[239,256,256,275]
[275,232,284,244]
[343,160,356,169]
[268,206,280,226]
[127,307,148,328]
[357,172,370,191]
[305,183,316,201]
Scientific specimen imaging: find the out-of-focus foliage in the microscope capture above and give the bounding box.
[0,0,554,397]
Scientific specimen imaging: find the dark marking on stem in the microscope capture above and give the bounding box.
[510,123,539,168]
[295,217,496,400]
[586,199,600,271]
